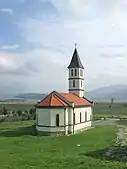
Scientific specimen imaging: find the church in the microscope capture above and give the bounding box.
[35,46,93,136]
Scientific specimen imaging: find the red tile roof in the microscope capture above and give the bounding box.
[60,93,92,106]
[37,92,68,107]
[36,91,92,108]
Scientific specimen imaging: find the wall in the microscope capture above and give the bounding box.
[68,68,84,97]
[36,106,92,135]
[68,68,84,79]
[36,108,69,134]
[74,107,92,132]
[36,108,51,126]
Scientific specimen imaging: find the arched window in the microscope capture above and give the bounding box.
[85,112,87,122]
[81,80,82,87]
[73,113,76,125]
[80,112,82,123]
[71,69,73,76]
[73,80,75,87]
[56,114,59,126]
[80,69,83,76]
[75,69,77,76]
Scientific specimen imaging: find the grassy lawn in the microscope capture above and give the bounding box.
[0,121,126,169]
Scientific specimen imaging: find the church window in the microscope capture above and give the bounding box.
[75,69,77,76]
[73,80,75,87]
[81,81,82,87]
[80,69,83,76]
[56,114,59,126]
[73,113,76,124]
[71,69,73,76]
[90,114,92,121]
[80,112,82,123]
[85,112,87,122]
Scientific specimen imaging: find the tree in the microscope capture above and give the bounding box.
[111,98,114,105]
[2,107,8,115]
[29,108,35,115]
[123,103,127,108]
[17,110,22,116]
[24,110,29,115]
[29,108,36,120]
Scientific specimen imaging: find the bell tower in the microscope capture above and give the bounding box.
[67,45,84,97]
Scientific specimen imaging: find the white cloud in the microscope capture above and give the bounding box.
[17,0,127,90]
[0,44,19,50]
[0,8,13,14]
[0,48,68,97]
[1,0,127,97]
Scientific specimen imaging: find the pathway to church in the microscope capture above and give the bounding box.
[93,119,127,162]
[93,118,119,126]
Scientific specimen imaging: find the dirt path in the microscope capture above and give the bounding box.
[103,124,127,162]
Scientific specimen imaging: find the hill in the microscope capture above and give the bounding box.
[14,93,47,101]
[86,84,127,101]
[1,84,127,102]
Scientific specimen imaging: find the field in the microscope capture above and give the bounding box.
[0,102,35,112]
[1,101,127,118]
[93,102,127,118]
[0,121,127,169]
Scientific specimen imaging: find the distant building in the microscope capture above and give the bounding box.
[35,46,93,136]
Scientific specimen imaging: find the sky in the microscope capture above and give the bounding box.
[0,0,127,97]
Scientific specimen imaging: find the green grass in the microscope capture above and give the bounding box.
[0,121,126,169]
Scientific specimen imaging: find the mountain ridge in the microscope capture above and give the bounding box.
[1,84,127,102]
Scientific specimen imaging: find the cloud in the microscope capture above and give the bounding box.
[0,8,13,14]
[17,0,127,89]
[1,0,127,97]
[0,48,68,97]
[0,44,19,50]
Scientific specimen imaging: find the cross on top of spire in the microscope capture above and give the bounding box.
[75,43,77,48]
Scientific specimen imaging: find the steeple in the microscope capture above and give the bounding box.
[68,47,84,69]
[68,45,84,98]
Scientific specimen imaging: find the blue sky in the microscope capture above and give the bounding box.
[0,0,127,97]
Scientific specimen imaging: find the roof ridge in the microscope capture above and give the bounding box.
[83,96,93,104]
[54,91,73,107]
[71,92,81,98]
[50,93,53,106]
[53,94,67,106]
[35,92,52,106]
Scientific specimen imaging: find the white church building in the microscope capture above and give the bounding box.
[35,47,93,136]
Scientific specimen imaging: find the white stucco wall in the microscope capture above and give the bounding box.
[36,106,92,135]
[68,68,84,97]
[74,121,92,132]
[69,68,84,79]
[36,108,69,134]
[69,79,84,90]
[74,107,92,131]
[36,108,50,126]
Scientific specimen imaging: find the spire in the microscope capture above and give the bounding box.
[68,45,84,69]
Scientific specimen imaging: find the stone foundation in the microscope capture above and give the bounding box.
[37,126,93,136]
[74,126,93,134]
[37,130,65,136]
